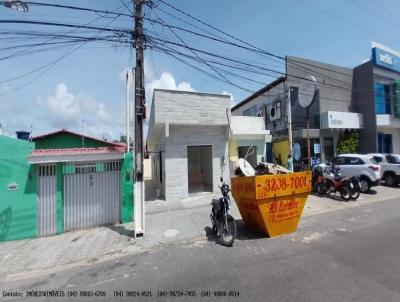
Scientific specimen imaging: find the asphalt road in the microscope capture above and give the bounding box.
[2,196,400,302]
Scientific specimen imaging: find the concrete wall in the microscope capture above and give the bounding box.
[152,89,230,126]
[164,125,229,201]
[146,141,165,200]
[286,56,353,129]
[352,62,377,153]
[0,136,37,241]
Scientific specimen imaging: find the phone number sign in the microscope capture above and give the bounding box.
[232,171,311,200]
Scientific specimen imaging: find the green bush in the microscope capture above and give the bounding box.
[337,131,359,154]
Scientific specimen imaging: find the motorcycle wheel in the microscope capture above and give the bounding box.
[220,215,236,247]
[350,188,360,200]
[340,186,351,201]
[317,183,325,196]
[210,214,218,235]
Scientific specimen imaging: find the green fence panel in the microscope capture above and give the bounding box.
[121,152,134,223]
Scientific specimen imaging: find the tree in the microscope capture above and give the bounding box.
[337,131,359,154]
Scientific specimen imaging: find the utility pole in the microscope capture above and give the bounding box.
[125,71,130,152]
[286,85,293,155]
[133,0,145,236]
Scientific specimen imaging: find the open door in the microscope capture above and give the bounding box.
[187,145,213,194]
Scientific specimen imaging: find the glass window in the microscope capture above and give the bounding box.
[375,83,391,114]
[346,157,364,165]
[372,156,383,164]
[386,154,400,164]
[324,137,334,161]
[378,133,393,153]
[333,157,346,165]
[243,105,257,117]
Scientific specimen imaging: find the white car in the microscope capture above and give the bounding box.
[328,154,381,193]
[367,153,400,187]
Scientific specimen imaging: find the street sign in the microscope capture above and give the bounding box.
[314,143,320,154]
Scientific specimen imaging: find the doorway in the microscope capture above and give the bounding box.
[323,137,334,162]
[187,145,213,194]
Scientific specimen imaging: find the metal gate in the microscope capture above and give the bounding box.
[63,161,121,231]
[37,165,57,236]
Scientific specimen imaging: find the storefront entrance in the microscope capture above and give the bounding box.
[187,146,213,194]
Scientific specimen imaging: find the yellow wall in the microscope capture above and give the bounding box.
[272,140,289,166]
[229,139,238,161]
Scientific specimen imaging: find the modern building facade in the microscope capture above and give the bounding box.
[353,43,400,154]
[232,55,360,166]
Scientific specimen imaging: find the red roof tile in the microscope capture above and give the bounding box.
[32,129,125,147]
[32,146,126,157]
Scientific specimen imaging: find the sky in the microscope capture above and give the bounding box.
[1,0,400,141]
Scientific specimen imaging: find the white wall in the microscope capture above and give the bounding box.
[153,90,230,126]
[164,125,229,201]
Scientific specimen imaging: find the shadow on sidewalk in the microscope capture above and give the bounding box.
[106,224,135,238]
[204,219,265,246]
[363,189,378,195]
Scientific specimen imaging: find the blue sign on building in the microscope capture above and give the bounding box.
[372,47,400,73]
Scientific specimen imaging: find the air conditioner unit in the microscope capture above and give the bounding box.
[269,102,281,121]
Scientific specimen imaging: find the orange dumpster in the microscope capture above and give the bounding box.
[231,171,312,237]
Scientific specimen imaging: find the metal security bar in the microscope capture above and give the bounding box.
[39,165,56,177]
[75,162,96,174]
[37,165,57,236]
[104,161,121,172]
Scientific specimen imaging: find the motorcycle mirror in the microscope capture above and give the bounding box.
[220,177,223,182]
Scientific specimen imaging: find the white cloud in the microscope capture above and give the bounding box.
[36,83,123,141]
[38,83,80,126]
[145,71,195,101]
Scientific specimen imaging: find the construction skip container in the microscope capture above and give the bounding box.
[231,171,311,237]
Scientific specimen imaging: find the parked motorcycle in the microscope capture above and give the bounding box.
[317,164,353,201]
[210,177,237,246]
[349,176,361,200]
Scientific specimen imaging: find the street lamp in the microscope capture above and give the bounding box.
[1,0,29,13]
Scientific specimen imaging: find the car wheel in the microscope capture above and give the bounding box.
[385,174,397,187]
[359,178,370,193]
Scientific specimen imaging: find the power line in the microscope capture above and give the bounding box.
[152,14,253,93]
[350,0,400,28]
[147,34,354,91]
[144,16,353,87]
[18,1,134,18]
[299,0,399,47]
[0,19,132,34]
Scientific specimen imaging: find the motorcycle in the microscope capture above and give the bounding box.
[349,176,361,200]
[210,177,237,246]
[317,164,353,201]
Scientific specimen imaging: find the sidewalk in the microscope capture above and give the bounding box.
[0,185,398,281]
